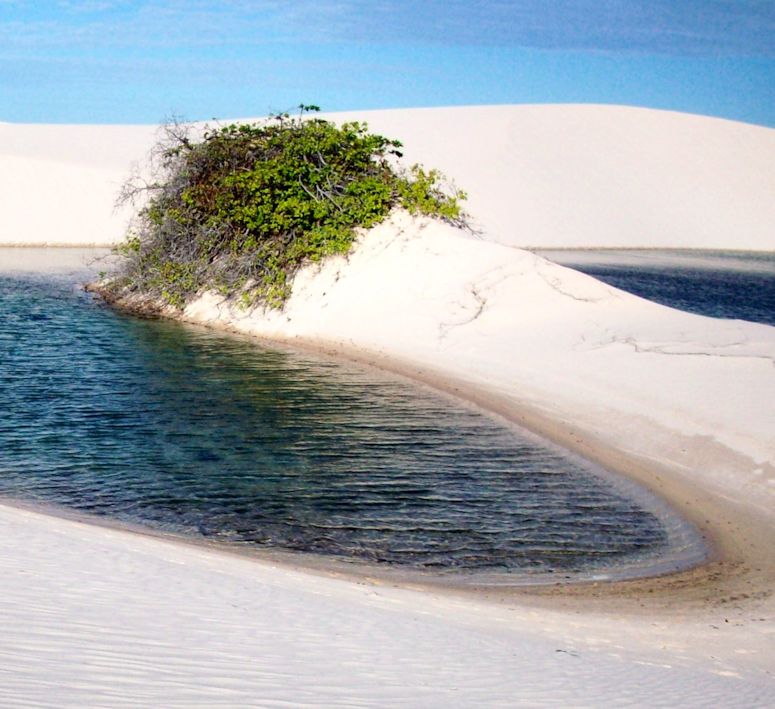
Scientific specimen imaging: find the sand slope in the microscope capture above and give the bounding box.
[0,123,155,245]
[185,212,775,513]
[2,502,773,708]
[329,105,775,249]
[1,105,773,248]
[0,498,772,707]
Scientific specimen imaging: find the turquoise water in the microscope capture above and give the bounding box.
[0,264,704,580]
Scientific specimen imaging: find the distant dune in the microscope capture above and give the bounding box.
[1,105,773,248]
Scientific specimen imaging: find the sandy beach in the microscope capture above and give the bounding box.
[1,105,774,706]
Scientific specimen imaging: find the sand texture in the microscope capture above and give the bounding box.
[1,499,772,708]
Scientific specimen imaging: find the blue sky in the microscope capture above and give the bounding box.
[0,1,773,125]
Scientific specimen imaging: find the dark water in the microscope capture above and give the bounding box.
[0,270,703,581]
[538,250,775,326]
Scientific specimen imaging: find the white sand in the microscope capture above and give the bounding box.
[1,105,775,705]
[185,213,775,504]
[0,123,155,246]
[327,105,775,250]
[1,501,772,708]
[2,105,774,249]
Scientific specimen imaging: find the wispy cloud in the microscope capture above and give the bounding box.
[323,1,775,57]
[0,1,772,56]
[1,0,773,125]
[0,0,348,53]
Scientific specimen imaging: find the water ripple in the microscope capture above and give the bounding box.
[0,272,704,578]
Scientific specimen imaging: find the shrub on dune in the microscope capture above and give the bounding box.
[109,105,467,309]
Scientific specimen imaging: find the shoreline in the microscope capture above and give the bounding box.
[4,244,774,619]
[162,328,775,614]
[65,286,775,615]
[1,316,772,618]
[0,312,712,597]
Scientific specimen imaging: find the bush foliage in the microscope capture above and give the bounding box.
[111,106,467,309]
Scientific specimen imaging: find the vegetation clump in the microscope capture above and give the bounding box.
[111,106,467,309]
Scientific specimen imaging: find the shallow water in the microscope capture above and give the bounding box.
[0,255,705,581]
[537,249,775,326]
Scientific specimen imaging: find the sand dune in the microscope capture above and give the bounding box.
[1,105,774,705]
[1,105,773,248]
[0,123,154,245]
[185,212,775,500]
[328,105,775,250]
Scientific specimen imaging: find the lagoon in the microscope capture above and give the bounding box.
[0,250,705,583]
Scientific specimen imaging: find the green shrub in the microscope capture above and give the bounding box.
[110,106,467,309]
